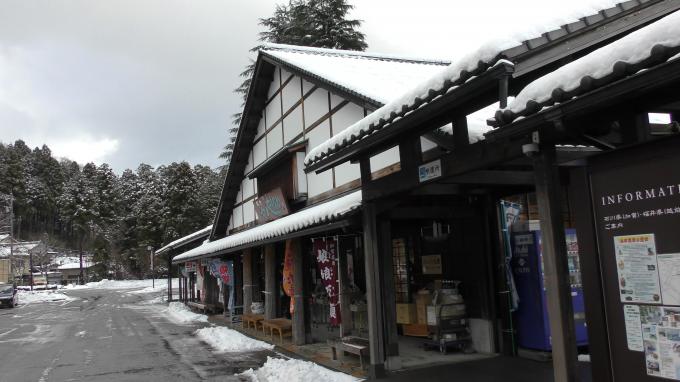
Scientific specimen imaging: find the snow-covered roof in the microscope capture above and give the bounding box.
[0,234,9,242]
[494,9,680,126]
[0,241,41,257]
[156,225,213,255]
[261,43,450,105]
[174,191,362,263]
[58,261,93,270]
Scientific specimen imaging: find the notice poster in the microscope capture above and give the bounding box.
[624,304,644,351]
[659,253,680,305]
[614,234,661,304]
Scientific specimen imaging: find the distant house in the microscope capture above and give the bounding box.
[0,240,45,283]
[57,260,94,285]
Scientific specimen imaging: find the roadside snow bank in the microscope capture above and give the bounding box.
[66,279,176,290]
[196,326,274,352]
[240,356,359,382]
[166,302,208,324]
[18,290,75,304]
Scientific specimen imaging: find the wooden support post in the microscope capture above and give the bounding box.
[167,254,173,302]
[338,237,353,337]
[292,238,306,345]
[264,244,277,320]
[178,272,182,303]
[243,249,253,315]
[362,199,387,379]
[379,217,401,369]
[532,133,578,382]
[453,115,469,148]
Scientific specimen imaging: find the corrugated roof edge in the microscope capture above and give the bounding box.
[261,43,452,66]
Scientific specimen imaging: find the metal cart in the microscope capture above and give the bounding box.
[423,303,472,354]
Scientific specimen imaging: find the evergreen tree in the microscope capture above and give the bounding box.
[224,0,367,162]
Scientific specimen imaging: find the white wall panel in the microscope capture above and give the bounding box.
[303,89,329,128]
[265,93,282,128]
[253,139,266,167]
[281,76,301,113]
[302,79,314,95]
[369,146,400,172]
[236,188,243,204]
[267,67,280,99]
[243,200,255,224]
[307,120,331,150]
[283,105,304,144]
[233,205,244,228]
[307,169,333,197]
[267,124,283,156]
[330,93,344,109]
[245,151,254,173]
[242,177,254,199]
[420,136,437,152]
[331,102,363,135]
[334,162,360,186]
[256,116,266,139]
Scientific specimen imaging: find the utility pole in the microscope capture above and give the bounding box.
[147,245,154,289]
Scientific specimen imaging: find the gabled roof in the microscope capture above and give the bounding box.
[261,43,450,106]
[156,225,212,255]
[303,0,680,172]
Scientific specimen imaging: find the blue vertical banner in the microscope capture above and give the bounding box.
[500,200,522,310]
[209,259,235,311]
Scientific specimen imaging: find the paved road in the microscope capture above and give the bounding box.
[0,288,274,382]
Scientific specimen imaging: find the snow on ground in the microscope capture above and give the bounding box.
[166,302,209,324]
[240,356,359,382]
[195,326,274,352]
[65,278,176,290]
[18,290,75,304]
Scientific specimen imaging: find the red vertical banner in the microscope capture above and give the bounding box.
[313,237,341,325]
[282,240,295,314]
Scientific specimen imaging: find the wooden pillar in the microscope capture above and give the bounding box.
[292,239,306,345]
[379,218,400,368]
[243,249,253,315]
[338,237,353,337]
[167,254,173,302]
[362,201,387,379]
[178,269,182,303]
[532,133,578,382]
[264,244,277,320]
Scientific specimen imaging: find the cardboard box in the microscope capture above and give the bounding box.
[396,303,417,324]
[415,293,433,324]
[402,323,429,337]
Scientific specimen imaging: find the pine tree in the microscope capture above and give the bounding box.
[224,0,367,163]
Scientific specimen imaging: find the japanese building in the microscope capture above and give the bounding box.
[168,1,680,380]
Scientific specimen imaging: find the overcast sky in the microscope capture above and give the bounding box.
[0,0,619,172]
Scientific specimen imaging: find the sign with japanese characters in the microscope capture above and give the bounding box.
[254,188,290,223]
[614,234,661,304]
[313,237,341,325]
[418,159,442,183]
[184,261,196,272]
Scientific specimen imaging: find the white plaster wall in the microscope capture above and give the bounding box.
[307,168,334,197]
[302,79,314,95]
[267,67,280,99]
[256,116,266,139]
[242,177,255,200]
[267,124,283,157]
[243,200,255,225]
[233,205,244,228]
[303,89,329,129]
[245,151,254,173]
[369,146,400,172]
[265,93,282,129]
[281,76,301,113]
[307,119,331,151]
[334,162,360,186]
[283,105,304,144]
[330,92,344,110]
[420,136,437,152]
[331,102,363,135]
[253,139,266,167]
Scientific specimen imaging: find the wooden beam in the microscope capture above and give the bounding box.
[453,115,470,149]
[362,202,386,379]
[264,244,276,320]
[532,134,578,382]
[291,239,306,345]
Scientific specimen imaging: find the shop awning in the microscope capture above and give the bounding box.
[155,225,212,256]
[172,190,362,264]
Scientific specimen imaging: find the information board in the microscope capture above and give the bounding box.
[589,137,680,381]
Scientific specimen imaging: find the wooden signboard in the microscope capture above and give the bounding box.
[254,188,290,224]
[587,136,680,381]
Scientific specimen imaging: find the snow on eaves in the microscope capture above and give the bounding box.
[303,46,516,167]
[173,191,362,263]
[261,43,449,105]
[156,225,213,255]
[494,10,680,126]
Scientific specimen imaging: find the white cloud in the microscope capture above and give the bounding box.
[45,136,120,165]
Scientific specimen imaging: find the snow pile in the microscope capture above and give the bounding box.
[166,302,208,324]
[18,290,75,304]
[66,279,173,290]
[240,356,359,382]
[127,285,167,294]
[502,10,680,119]
[173,191,361,262]
[196,326,273,352]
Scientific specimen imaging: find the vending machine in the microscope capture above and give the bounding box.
[511,229,588,351]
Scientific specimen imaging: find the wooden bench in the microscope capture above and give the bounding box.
[261,318,292,343]
[328,336,369,369]
[242,313,264,330]
[187,301,217,314]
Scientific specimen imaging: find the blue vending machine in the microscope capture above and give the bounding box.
[511,229,588,351]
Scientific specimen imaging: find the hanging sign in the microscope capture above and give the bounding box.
[185,261,196,272]
[254,188,290,223]
[282,240,295,314]
[418,159,442,183]
[313,237,341,325]
[208,259,234,310]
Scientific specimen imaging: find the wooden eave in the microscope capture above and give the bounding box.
[246,140,307,180]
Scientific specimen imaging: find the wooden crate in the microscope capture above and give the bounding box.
[402,323,429,337]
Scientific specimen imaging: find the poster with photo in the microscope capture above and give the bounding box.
[656,325,680,379]
[659,253,680,305]
[614,234,661,304]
